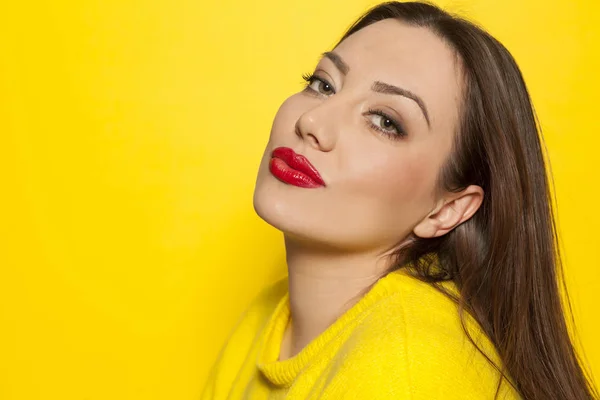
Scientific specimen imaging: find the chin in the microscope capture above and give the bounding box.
[253,183,354,252]
[253,178,299,232]
[253,178,319,242]
[253,164,389,251]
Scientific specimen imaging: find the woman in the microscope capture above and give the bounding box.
[201,1,599,399]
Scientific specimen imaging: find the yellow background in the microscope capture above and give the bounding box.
[0,0,598,398]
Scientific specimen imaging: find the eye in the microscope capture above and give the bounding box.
[366,109,407,139]
[302,73,335,96]
[370,114,397,132]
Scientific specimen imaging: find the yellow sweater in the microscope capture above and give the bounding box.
[201,268,521,399]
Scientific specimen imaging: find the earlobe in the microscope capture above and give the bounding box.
[412,185,484,239]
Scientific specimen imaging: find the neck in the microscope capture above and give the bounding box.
[279,234,393,360]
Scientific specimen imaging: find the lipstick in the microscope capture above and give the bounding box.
[269,147,325,188]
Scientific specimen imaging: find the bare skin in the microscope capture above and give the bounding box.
[253,19,484,360]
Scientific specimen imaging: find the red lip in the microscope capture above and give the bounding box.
[269,147,326,188]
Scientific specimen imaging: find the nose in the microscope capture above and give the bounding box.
[294,103,340,152]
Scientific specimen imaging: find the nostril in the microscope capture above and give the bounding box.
[294,120,303,139]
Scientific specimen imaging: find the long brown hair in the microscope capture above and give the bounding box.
[334,2,599,399]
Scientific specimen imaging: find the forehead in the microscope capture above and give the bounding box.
[333,19,463,130]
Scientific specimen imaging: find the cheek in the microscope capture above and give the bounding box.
[343,145,437,207]
[255,96,299,178]
[267,93,308,141]
[339,146,439,240]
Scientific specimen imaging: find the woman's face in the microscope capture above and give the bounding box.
[253,19,464,253]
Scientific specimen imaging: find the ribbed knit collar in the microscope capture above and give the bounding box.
[256,268,417,387]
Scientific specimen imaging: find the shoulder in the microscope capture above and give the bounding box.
[201,276,288,399]
[222,275,288,347]
[242,275,289,322]
[334,271,520,399]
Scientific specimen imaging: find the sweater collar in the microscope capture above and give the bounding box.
[255,269,416,387]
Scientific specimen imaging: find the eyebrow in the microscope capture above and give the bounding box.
[372,81,431,128]
[322,51,349,75]
[321,51,431,129]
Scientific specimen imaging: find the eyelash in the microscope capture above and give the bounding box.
[302,73,332,96]
[301,72,407,140]
[366,109,407,140]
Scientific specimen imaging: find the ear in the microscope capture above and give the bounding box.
[412,185,484,239]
